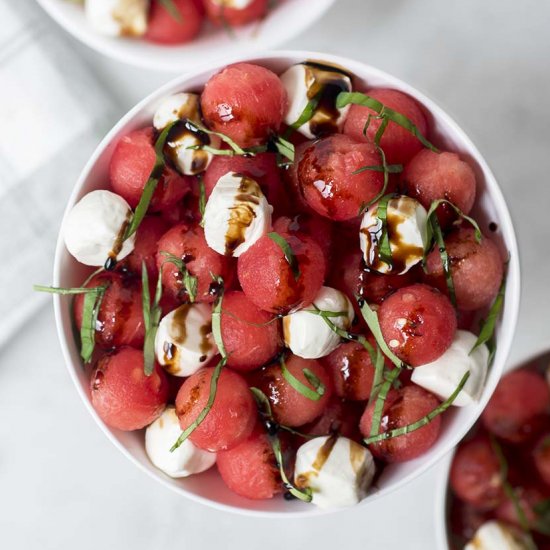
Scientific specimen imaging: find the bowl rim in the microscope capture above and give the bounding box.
[52,50,521,518]
[35,0,336,72]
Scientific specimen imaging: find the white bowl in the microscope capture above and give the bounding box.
[53,51,521,517]
[36,0,335,72]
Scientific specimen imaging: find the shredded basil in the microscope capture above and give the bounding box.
[159,0,183,23]
[141,262,163,376]
[159,251,198,303]
[211,275,227,359]
[430,214,457,307]
[267,232,300,280]
[375,194,394,267]
[185,120,245,155]
[368,367,402,439]
[425,199,482,243]
[280,356,324,401]
[352,164,403,175]
[198,175,206,227]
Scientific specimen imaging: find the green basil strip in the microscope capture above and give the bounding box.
[368,367,402,438]
[336,92,439,153]
[159,0,183,22]
[490,435,536,544]
[280,356,323,401]
[185,120,246,155]
[366,371,471,443]
[426,199,482,243]
[267,232,300,280]
[141,262,163,376]
[352,164,403,175]
[250,386,273,417]
[375,194,393,266]
[170,356,227,452]
[367,346,386,408]
[534,498,550,536]
[470,272,507,360]
[430,214,457,307]
[274,135,295,162]
[286,94,322,134]
[159,251,198,303]
[211,276,227,359]
[124,121,177,239]
[303,368,325,397]
[374,115,389,146]
[358,299,408,369]
[198,175,206,226]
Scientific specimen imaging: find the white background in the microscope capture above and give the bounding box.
[2,0,550,548]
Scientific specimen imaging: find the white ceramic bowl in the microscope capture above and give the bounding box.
[53,51,521,517]
[36,0,335,72]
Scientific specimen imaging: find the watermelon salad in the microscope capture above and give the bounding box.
[66,0,276,45]
[38,59,508,509]
[446,358,550,549]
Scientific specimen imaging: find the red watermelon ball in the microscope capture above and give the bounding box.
[343,88,429,164]
[378,283,457,366]
[237,232,325,314]
[90,347,169,431]
[294,134,384,221]
[175,366,256,451]
[200,63,287,148]
[110,127,191,211]
[360,385,441,462]
[145,0,204,44]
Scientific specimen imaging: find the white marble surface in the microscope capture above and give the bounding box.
[2,0,550,548]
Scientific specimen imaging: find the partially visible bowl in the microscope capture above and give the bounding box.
[36,0,336,72]
[53,51,521,517]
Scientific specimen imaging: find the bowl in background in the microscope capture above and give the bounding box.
[36,0,336,72]
[53,51,521,516]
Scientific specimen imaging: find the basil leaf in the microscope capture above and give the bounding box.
[470,272,506,359]
[303,368,326,397]
[375,194,393,266]
[185,120,246,156]
[430,214,457,307]
[141,262,163,376]
[159,251,198,303]
[198,175,206,227]
[352,164,403,175]
[336,91,439,153]
[368,367,402,438]
[365,371,471,443]
[426,199,482,243]
[273,135,295,162]
[159,0,183,23]
[267,232,300,280]
[534,498,550,536]
[367,345,386,408]
[170,356,227,452]
[287,94,322,133]
[250,386,273,418]
[125,121,178,240]
[280,356,323,401]
[211,276,227,359]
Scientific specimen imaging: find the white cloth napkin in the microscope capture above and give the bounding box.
[0,0,119,348]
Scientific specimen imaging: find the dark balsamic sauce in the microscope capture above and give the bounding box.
[164,119,211,176]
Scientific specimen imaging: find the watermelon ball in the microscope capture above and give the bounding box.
[377,283,457,366]
[203,152,290,214]
[145,0,204,44]
[90,347,169,431]
[294,134,384,221]
[175,366,256,451]
[402,149,477,227]
[534,433,550,486]
[273,214,333,269]
[200,63,287,148]
[220,290,281,372]
[321,340,379,401]
[359,385,441,462]
[216,425,282,500]
[122,215,169,277]
[204,0,268,27]
[301,398,363,441]
[237,231,325,314]
[74,270,144,350]
[481,368,550,444]
[449,435,505,510]
[110,127,191,211]
[343,88,429,165]
[254,355,333,427]
[156,223,235,303]
[424,227,504,311]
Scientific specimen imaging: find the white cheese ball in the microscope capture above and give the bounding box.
[85,0,149,37]
[280,62,352,139]
[465,521,530,550]
[411,330,488,407]
[145,407,216,478]
[294,436,375,509]
[360,195,429,275]
[155,303,217,377]
[63,190,135,266]
[153,93,221,176]
[203,172,273,257]
[283,286,354,359]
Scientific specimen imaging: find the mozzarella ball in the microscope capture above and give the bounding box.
[283,286,354,359]
[63,190,135,266]
[145,406,216,478]
[85,0,149,37]
[411,330,488,406]
[203,172,273,257]
[155,303,217,377]
[280,62,352,139]
[360,195,429,275]
[294,436,375,509]
[465,521,530,550]
[153,93,221,176]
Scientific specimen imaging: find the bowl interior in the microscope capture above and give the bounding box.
[36,0,336,72]
[53,51,520,517]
